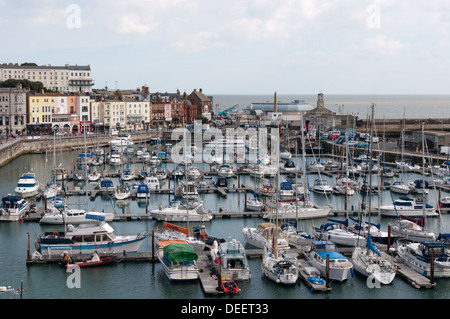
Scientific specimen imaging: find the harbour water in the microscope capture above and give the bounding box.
[1,95,450,304]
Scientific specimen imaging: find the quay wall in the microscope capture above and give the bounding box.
[357,118,450,136]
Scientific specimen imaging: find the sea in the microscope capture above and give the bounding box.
[1,95,450,309]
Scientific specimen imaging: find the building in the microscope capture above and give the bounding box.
[188,88,212,120]
[27,93,54,135]
[0,83,27,136]
[0,63,94,93]
[103,100,126,131]
[125,99,151,131]
[76,94,90,132]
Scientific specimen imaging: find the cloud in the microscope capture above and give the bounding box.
[362,34,410,54]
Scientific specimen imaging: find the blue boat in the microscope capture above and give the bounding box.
[136,184,150,198]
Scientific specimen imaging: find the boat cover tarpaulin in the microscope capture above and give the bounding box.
[85,213,105,221]
[163,243,198,263]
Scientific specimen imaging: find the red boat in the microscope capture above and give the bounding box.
[60,252,117,269]
[221,277,240,295]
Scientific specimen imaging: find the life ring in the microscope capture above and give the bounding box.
[52,231,59,236]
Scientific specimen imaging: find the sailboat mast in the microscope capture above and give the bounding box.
[367,103,375,248]
[301,114,307,207]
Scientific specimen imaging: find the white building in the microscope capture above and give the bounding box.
[0,63,94,93]
[124,99,151,131]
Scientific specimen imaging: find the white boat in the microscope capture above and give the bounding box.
[155,222,206,252]
[312,222,366,247]
[242,222,290,250]
[308,160,325,172]
[43,183,59,199]
[150,201,213,222]
[15,172,40,198]
[88,169,101,182]
[250,165,265,177]
[121,167,135,181]
[99,179,115,191]
[347,219,398,245]
[303,241,353,282]
[135,184,150,198]
[263,164,278,177]
[279,182,295,197]
[351,235,396,285]
[409,179,429,194]
[389,181,410,195]
[311,179,333,195]
[391,218,436,242]
[246,194,263,212]
[397,241,450,278]
[114,186,131,200]
[0,195,29,222]
[156,240,199,281]
[378,196,437,217]
[185,165,202,180]
[280,149,292,160]
[34,216,147,256]
[155,168,168,180]
[39,209,115,225]
[53,165,68,181]
[210,239,251,281]
[109,135,134,150]
[217,164,235,178]
[109,153,121,166]
[334,185,355,196]
[144,176,160,190]
[263,201,331,220]
[261,245,298,285]
[176,180,198,199]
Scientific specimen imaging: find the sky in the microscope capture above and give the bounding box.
[1,0,450,95]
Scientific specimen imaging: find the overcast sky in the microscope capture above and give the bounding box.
[1,0,450,95]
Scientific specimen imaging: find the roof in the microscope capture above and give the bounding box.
[0,64,91,71]
[246,100,314,112]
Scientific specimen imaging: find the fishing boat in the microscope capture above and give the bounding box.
[0,195,29,222]
[242,223,290,250]
[378,197,437,217]
[14,171,40,198]
[155,222,206,252]
[34,215,147,256]
[60,252,118,269]
[397,241,450,278]
[156,240,199,281]
[351,235,397,285]
[39,209,115,225]
[210,239,251,281]
[391,216,436,242]
[150,200,213,222]
[303,241,353,282]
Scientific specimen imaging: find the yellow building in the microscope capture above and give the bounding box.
[27,93,55,134]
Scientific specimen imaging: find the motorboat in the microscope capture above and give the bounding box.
[397,241,450,278]
[135,184,150,198]
[440,196,450,208]
[409,180,429,194]
[210,239,251,281]
[43,183,59,199]
[308,160,325,172]
[391,217,436,242]
[351,235,396,284]
[155,167,168,180]
[88,169,101,182]
[34,216,147,256]
[279,182,294,197]
[263,164,278,177]
[109,135,133,151]
[303,241,353,282]
[144,176,160,191]
[0,195,29,222]
[15,172,40,198]
[390,181,410,195]
[334,185,355,196]
[156,240,199,281]
[258,180,275,197]
[214,176,228,188]
[280,160,297,173]
[378,196,437,217]
[60,252,118,269]
[347,218,398,245]
[176,180,198,200]
[121,167,135,181]
[150,201,213,222]
[242,223,290,250]
[220,278,240,295]
[280,149,292,160]
[311,179,333,195]
[99,179,115,192]
[155,222,206,252]
[109,153,121,166]
[217,164,235,178]
[39,209,115,225]
[263,201,331,220]
[250,165,265,177]
[312,221,366,247]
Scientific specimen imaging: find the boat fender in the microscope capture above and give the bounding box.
[53,231,59,236]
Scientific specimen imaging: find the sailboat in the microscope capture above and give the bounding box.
[390,108,410,195]
[351,104,397,285]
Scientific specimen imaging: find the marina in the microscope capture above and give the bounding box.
[1,96,450,302]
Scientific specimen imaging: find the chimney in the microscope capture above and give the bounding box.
[274,91,277,112]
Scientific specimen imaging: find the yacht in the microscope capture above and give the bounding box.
[217,164,235,178]
[34,216,147,256]
[39,209,115,225]
[242,223,290,250]
[311,179,333,195]
[391,218,436,242]
[155,222,206,252]
[312,222,366,247]
[15,172,40,198]
[378,197,437,217]
[0,195,29,222]
[304,241,353,282]
[109,153,121,166]
[390,181,410,195]
[150,201,213,222]
[397,241,450,278]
